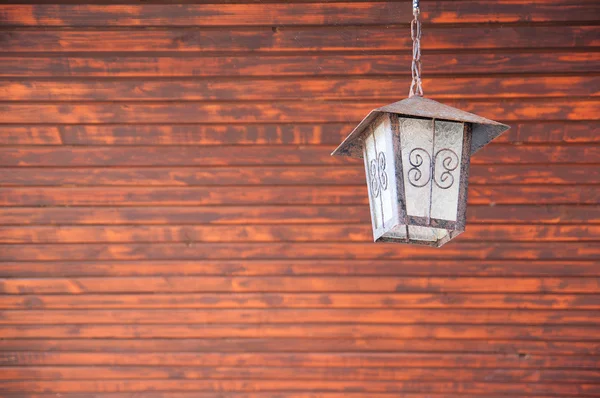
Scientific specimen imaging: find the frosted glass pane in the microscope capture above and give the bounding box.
[400,118,433,218]
[373,116,395,228]
[383,224,408,240]
[431,121,464,221]
[408,226,449,242]
[364,132,382,229]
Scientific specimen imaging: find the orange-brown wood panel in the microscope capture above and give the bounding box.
[3,366,600,383]
[2,242,598,261]
[1,379,600,395]
[1,165,598,185]
[1,100,598,123]
[2,308,599,325]
[0,145,597,166]
[1,338,598,356]
[3,292,599,310]
[1,122,598,145]
[1,276,598,293]
[2,351,599,368]
[0,205,598,226]
[3,1,598,26]
[2,26,598,52]
[2,77,598,100]
[1,185,597,206]
[0,224,599,243]
[2,53,598,77]
[2,259,600,277]
[1,0,599,396]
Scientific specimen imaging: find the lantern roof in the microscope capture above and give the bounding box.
[332,96,510,158]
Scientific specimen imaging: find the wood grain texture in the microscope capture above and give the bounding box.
[2,77,599,101]
[1,1,599,396]
[0,145,597,166]
[2,352,599,368]
[1,379,600,395]
[0,394,586,398]
[1,276,598,293]
[1,185,597,206]
[3,293,599,310]
[2,259,600,277]
[2,26,598,53]
[1,122,596,145]
[2,53,598,77]
[2,308,599,325]
[1,338,598,356]
[0,224,599,243]
[3,366,600,383]
[1,324,600,340]
[1,165,598,186]
[3,1,598,26]
[1,99,598,123]
[0,205,598,226]
[1,242,598,261]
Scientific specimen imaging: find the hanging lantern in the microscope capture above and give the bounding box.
[331,1,510,247]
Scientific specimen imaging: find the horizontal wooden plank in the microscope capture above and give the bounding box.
[2,53,598,78]
[0,394,576,398]
[1,165,597,186]
[0,126,63,145]
[1,242,597,261]
[2,309,598,325]
[2,338,597,356]
[1,379,600,396]
[1,259,599,278]
[5,293,598,310]
[0,121,592,146]
[3,77,599,101]
[1,276,597,294]
[0,205,597,227]
[2,26,598,53]
[1,351,599,369]
[3,365,600,384]
[1,224,599,243]
[1,100,597,123]
[0,186,597,207]
[1,146,597,167]
[0,393,565,398]
[1,324,599,341]
[3,2,598,27]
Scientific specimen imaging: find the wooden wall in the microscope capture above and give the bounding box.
[1,1,599,396]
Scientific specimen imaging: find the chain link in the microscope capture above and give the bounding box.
[409,8,424,97]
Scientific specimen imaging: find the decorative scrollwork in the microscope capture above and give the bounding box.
[377,152,388,191]
[433,149,459,189]
[369,152,388,198]
[407,147,460,189]
[407,148,431,187]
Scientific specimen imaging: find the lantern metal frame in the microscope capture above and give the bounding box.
[332,96,510,247]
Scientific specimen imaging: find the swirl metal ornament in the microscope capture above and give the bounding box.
[369,152,388,198]
[407,147,459,189]
[434,148,459,189]
[407,148,431,187]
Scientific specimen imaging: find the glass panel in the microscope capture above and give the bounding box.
[407,225,449,242]
[363,131,382,229]
[431,120,464,221]
[400,118,433,218]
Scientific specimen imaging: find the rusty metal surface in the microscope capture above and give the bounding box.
[331,96,510,158]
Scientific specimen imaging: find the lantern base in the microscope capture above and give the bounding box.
[376,223,464,248]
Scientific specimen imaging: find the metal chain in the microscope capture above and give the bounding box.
[409,4,424,97]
